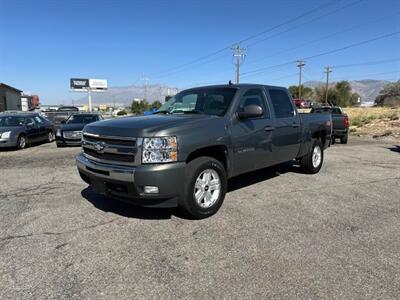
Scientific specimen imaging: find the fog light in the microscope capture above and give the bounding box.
[144,186,159,194]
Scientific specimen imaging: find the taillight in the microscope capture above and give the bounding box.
[344,115,349,128]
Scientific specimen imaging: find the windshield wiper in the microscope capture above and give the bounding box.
[153,110,171,114]
[182,110,201,114]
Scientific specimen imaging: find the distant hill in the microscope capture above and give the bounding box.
[75,79,392,107]
[304,79,390,106]
[75,84,180,107]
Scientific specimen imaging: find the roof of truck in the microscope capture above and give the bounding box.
[184,83,286,90]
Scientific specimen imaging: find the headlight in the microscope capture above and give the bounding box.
[0,131,11,139]
[142,137,177,164]
[56,129,62,137]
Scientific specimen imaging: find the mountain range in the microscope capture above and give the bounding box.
[75,79,392,107]
[75,84,180,107]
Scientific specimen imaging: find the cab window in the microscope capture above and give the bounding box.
[238,89,269,118]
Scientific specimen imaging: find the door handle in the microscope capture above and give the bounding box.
[292,123,300,128]
[264,126,275,131]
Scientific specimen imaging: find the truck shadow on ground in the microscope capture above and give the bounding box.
[388,145,400,154]
[81,162,301,220]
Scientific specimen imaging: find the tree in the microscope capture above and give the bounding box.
[375,81,400,106]
[288,85,313,99]
[313,81,359,107]
[131,100,149,115]
[151,100,162,109]
[334,81,359,107]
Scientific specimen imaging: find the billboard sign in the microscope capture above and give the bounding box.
[70,78,89,90]
[89,79,108,90]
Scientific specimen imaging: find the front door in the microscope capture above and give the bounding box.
[25,117,40,142]
[230,88,274,176]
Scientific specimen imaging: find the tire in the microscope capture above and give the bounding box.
[299,139,324,174]
[17,134,27,150]
[331,137,336,145]
[179,157,227,219]
[47,131,55,143]
[340,134,348,144]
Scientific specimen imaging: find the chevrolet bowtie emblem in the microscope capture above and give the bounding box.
[94,142,106,153]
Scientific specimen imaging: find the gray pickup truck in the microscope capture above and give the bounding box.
[76,84,332,218]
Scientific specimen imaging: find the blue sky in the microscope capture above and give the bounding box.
[0,0,399,104]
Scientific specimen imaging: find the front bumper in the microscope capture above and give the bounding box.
[332,129,348,138]
[56,136,82,146]
[0,137,18,148]
[76,153,186,207]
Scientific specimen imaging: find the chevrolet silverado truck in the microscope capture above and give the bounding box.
[76,84,332,219]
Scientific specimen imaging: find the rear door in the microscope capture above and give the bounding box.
[266,88,302,163]
[230,88,274,175]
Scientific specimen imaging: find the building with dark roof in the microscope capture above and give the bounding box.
[0,83,22,112]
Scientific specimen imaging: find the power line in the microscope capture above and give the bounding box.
[302,31,400,61]
[245,10,400,66]
[333,57,400,68]
[235,0,337,45]
[149,1,337,78]
[241,31,400,77]
[332,70,400,80]
[246,0,364,48]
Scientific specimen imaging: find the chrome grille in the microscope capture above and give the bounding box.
[81,133,140,166]
[63,131,82,139]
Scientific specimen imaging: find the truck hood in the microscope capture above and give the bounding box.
[83,114,222,137]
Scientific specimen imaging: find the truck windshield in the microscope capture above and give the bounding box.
[0,116,26,127]
[66,114,98,124]
[156,88,237,116]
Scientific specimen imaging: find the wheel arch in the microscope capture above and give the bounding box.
[186,145,229,175]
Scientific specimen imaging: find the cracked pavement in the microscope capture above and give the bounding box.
[0,137,400,299]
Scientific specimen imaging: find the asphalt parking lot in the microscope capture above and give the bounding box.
[1,138,399,299]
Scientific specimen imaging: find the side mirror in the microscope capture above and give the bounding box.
[237,105,263,119]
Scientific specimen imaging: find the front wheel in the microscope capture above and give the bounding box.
[299,139,324,174]
[17,135,27,150]
[47,131,55,143]
[179,157,227,219]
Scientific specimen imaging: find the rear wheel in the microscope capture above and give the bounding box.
[300,139,324,174]
[17,135,27,150]
[179,157,227,219]
[340,134,348,144]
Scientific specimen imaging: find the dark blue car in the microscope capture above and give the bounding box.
[55,113,103,147]
[0,112,55,150]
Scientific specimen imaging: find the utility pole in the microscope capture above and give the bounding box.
[297,60,305,100]
[231,45,246,84]
[324,66,332,105]
[141,76,150,101]
[88,89,92,112]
